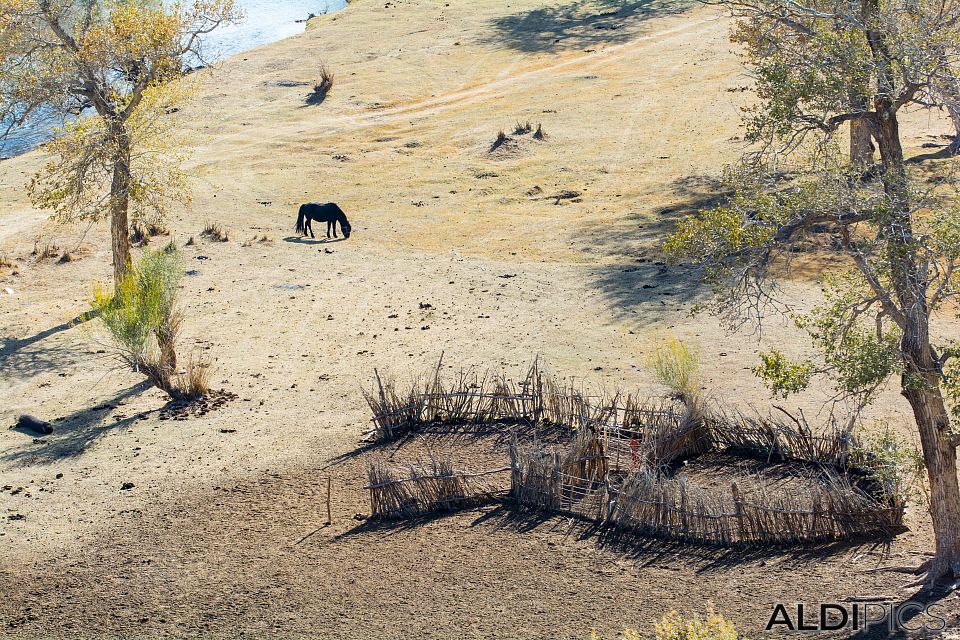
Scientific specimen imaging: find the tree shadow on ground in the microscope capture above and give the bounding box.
[0,312,96,381]
[483,0,692,53]
[844,584,960,639]
[584,174,728,322]
[907,142,958,165]
[2,380,155,466]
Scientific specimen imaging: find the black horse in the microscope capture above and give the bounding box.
[295,202,352,239]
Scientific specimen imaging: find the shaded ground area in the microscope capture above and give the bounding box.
[1,0,959,636]
[1,440,955,640]
[485,0,692,52]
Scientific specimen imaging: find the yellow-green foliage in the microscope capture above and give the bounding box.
[652,607,740,640]
[29,79,195,225]
[91,248,183,361]
[592,608,742,640]
[649,336,700,400]
[753,349,813,398]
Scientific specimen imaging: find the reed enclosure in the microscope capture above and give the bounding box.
[363,359,907,547]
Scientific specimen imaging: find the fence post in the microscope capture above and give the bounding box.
[731,481,745,543]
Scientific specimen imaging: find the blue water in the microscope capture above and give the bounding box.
[0,0,347,157]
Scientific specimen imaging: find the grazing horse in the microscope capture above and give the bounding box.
[295,202,352,239]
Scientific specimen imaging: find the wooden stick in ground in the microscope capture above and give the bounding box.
[326,476,332,525]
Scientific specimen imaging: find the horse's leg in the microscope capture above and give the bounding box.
[333,220,338,238]
[308,218,315,238]
[327,220,332,239]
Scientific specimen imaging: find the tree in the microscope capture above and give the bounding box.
[722,0,960,162]
[667,0,960,584]
[0,0,240,286]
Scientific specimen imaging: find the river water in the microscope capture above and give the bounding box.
[0,0,347,157]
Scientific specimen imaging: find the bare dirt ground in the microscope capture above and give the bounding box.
[2,0,960,637]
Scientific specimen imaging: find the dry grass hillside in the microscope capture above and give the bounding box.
[1,0,959,637]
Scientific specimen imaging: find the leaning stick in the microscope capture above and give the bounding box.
[326,476,332,525]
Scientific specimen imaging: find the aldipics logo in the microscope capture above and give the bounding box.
[765,602,949,633]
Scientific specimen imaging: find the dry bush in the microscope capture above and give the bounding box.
[185,235,195,246]
[649,336,701,403]
[32,239,59,260]
[533,123,547,140]
[58,249,78,263]
[651,606,740,640]
[200,223,229,242]
[490,129,508,152]
[176,351,211,399]
[0,253,12,268]
[513,121,532,135]
[307,64,335,104]
[241,234,273,246]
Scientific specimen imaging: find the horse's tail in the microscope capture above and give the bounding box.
[295,205,306,234]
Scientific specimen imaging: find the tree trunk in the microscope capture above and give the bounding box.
[932,50,960,155]
[850,119,875,166]
[902,374,960,582]
[849,91,875,166]
[109,125,133,290]
[945,101,960,156]
[873,106,960,584]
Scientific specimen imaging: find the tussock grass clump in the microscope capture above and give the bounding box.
[241,234,273,246]
[91,248,207,400]
[0,253,13,268]
[130,222,168,246]
[32,239,59,260]
[490,129,508,152]
[185,235,196,246]
[201,223,229,242]
[532,123,547,140]
[177,351,211,398]
[307,63,335,104]
[513,121,532,135]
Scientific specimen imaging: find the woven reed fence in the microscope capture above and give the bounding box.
[368,456,509,519]
[509,433,905,545]
[364,360,905,544]
[364,358,700,442]
[706,411,860,468]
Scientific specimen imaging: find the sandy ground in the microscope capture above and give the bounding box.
[2,0,960,637]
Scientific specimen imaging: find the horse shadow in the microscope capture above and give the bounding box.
[282,236,346,245]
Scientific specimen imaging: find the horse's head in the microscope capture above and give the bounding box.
[341,220,352,239]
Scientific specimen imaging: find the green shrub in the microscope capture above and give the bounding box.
[856,425,926,505]
[753,349,813,398]
[91,248,190,398]
[652,607,741,640]
[593,607,742,640]
[649,336,701,402]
